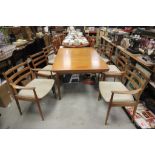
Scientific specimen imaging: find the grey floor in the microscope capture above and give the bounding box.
[0,82,135,129]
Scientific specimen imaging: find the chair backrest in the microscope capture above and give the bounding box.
[90,38,96,47]
[43,45,53,56]
[44,34,50,47]
[116,51,129,71]
[3,61,34,94]
[30,51,48,69]
[105,43,114,59]
[52,38,60,54]
[59,34,65,44]
[124,64,150,100]
[86,36,95,47]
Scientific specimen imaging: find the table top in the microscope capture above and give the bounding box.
[52,47,109,73]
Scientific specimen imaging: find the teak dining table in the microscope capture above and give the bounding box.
[52,47,109,99]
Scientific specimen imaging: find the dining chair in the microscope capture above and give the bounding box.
[101,51,129,81]
[86,36,96,47]
[58,33,65,44]
[52,38,60,54]
[97,44,110,64]
[30,51,55,79]
[98,64,149,125]
[44,33,50,47]
[3,61,56,120]
[43,45,56,65]
[90,38,96,47]
[104,43,114,62]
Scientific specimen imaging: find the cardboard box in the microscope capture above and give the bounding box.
[0,81,11,107]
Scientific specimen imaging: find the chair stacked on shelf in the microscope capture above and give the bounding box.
[98,64,150,125]
[3,61,57,120]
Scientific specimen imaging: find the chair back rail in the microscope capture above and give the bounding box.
[105,44,114,60]
[3,61,34,94]
[116,52,128,71]
[30,51,48,68]
[124,65,150,100]
[43,45,53,56]
[52,38,60,54]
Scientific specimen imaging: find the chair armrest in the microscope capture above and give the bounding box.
[105,71,125,76]
[9,83,35,90]
[47,51,55,56]
[111,88,142,95]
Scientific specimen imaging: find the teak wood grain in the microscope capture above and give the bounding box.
[52,47,109,100]
[52,47,109,73]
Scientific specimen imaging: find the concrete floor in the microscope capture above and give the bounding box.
[0,82,135,129]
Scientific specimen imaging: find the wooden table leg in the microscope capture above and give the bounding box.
[56,73,61,100]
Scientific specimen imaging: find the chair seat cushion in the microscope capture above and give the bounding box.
[107,65,120,72]
[101,57,110,63]
[48,54,56,64]
[104,65,121,76]
[99,81,134,103]
[18,79,54,99]
[38,65,55,76]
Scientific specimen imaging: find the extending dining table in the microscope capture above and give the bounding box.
[52,47,109,99]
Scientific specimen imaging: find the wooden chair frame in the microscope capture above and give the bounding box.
[101,51,129,81]
[43,45,56,65]
[104,43,114,62]
[52,38,60,54]
[30,51,54,78]
[98,64,150,125]
[3,61,57,120]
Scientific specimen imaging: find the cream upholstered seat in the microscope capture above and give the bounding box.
[18,79,54,99]
[101,52,128,81]
[3,61,58,121]
[30,51,56,78]
[101,57,110,64]
[106,65,120,73]
[48,54,56,64]
[38,65,56,76]
[99,81,134,103]
[98,65,149,125]
[101,65,122,81]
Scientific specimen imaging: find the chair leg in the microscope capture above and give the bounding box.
[36,99,44,121]
[52,84,57,99]
[132,105,138,122]
[114,77,116,82]
[98,91,101,101]
[102,74,106,81]
[14,96,22,115]
[105,104,112,125]
[56,73,61,100]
